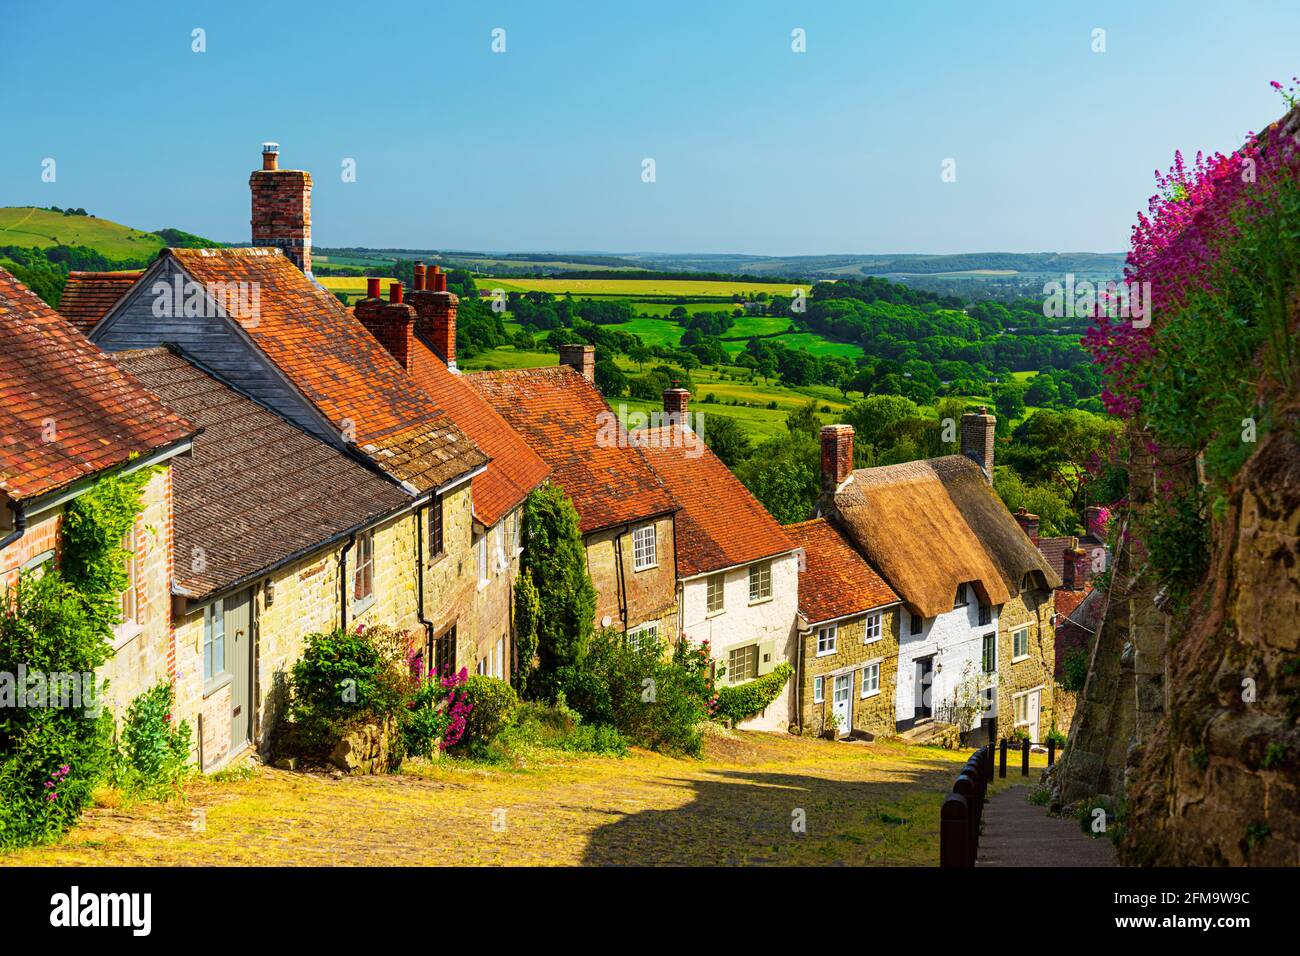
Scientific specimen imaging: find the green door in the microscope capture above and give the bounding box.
[225,588,253,750]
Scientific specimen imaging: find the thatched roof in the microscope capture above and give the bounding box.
[827,455,1060,619]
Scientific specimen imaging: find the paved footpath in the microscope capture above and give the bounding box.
[977,785,1117,867]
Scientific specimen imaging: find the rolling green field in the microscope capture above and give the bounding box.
[0,207,165,260]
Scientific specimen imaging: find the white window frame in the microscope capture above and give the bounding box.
[813,675,824,703]
[120,524,139,627]
[627,621,659,652]
[494,522,507,574]
[815,623,837,657]
[863,612,882,644]
[495,636,506,680]
[1013,690,1031,727]
[728,643,758,683]
[1012,626,1030,662]
[860,659,881,698]
[748,561,772,603]
[476,532,489,588]
[203,598,226,684]
[632,524,657,571]
[705,573,725,615]
[352,530,375,608]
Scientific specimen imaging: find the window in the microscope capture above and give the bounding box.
[815,623,837,656]
[495,522,506,573]
[861,661,881,698]
[953,583,968,608]
[978,602,992,626]
[910,612,923,635]
[352,531,374,603]
[434,626,457,677]
[203,599,225,682]
[627,621,659,652]
[1013,626,1030,661]
[863,612,882,643]
[813,676,825,703]
[706,573,725,614]
[495,636,506,680]
[748,561,772,602]
[729,643,758,682]
[982,633,997,673]
[505,510,519,559]
[428,494,444,558]
[1013,692,1030,725]
[632,524,657,570]
[476,533,488,586]
[120,526,139,626]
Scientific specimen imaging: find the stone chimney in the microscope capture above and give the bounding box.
[1062,537,1089,590]
[250,142,312,275]
[559,344,595,383]
[409,264,457,370]
[961,406,996,483]
[1083,505,1108,541]
[820,424,854,495]
[354,281,417,370]
[1013,507,1040,547]
[663,386,690,424]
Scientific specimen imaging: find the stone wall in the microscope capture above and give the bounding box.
[584,516,678,638]
[800,607,901,738]
[995,586,1056,742]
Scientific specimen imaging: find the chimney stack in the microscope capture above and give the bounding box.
[820,424,854,495]
[1013,507,1040,547]
[559,344,595,383]
[250,142,312,275]
[409,265,457,370]
[354,281,417,370]
[663,386,690,424]
[1083,505,1108,542]
[1063,537,1089,590]
[961,406,996,484]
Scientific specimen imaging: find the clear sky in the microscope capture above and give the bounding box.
[3,0,1298,255]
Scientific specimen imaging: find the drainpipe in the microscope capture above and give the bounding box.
[612,525,630,633]
[338,534,355,632]
[1,500,27,554]
[415,503,434,668]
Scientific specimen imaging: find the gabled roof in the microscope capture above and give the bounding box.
[786,518,899,625]
[1057,585,1103,633]
[828,455,1061,619]
[1054,583,1092,623]
[157,248,486,491]
[1037,535,1072,582]
[404,338,549,527]
[58,271,142,333]
[637,423,792,577]
[111,347,411,599]
[466,365,677,534]
[0,267,196,504]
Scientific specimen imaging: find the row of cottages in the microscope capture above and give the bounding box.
[0,268,198,721]
[797,416,1061,744]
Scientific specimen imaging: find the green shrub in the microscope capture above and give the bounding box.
[1060,646,1090,693]
[454,676,518,751]
[1028,786,1051,806]
[1046,726,1067,750]
[496,700,628,756]
[112,681,192,798]
[714,663,792,724]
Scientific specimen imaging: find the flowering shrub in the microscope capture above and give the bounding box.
[449,676,516,754]
[403,667,471,758]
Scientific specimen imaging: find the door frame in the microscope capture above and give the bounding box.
[832,672,852,737]
[914,655,934,719]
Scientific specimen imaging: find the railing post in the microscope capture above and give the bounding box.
[954,773,980,864]
[985,741,995,782]
[1048,738,1056,767]
[1021,737,1030,776]
[940,792,970,868]
[999,738,1007,778]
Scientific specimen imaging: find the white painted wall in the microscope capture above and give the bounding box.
[679,552,799,731]
[893,596,999,730]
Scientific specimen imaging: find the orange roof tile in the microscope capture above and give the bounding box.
[405,340,549,527]
[786,518,899,624]
[1054,583,1092,621]
[57,271,143,334]
[466,365,677,534]
[638,424,793,577]
[0,267,196,503]
[166,248,485,491]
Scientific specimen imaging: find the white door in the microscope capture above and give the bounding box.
[1026,689,1041,743]
[832,674,852,736]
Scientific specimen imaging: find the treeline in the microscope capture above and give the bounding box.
[0,244,151,307]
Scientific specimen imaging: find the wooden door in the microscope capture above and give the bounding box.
[225,588,253,751]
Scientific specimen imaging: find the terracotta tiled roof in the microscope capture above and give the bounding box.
[0,267,196,504]
[405,339,549,527]
[165,248,485,491]
[786,518,899,624]
[1054,584,1091,622]
[58,271,142,333]
[638,423,792,577]
[466,365,677,534]
[1037,535,1071,580]
[111,347,411,599]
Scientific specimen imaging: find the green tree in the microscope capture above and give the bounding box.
[519,484,597,698]
[512,568,542,698]
[737,431,819,524]
[700,413,752,467]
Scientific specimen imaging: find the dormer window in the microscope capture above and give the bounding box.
[953,583,969,608]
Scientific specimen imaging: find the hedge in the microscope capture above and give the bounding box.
[713,663,793,725]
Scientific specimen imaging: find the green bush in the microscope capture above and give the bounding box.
[1060,646,1090,692]
[454,676,518,751]
[714,663,792,724]
[403,676,451,759]
[112,681,192,798]
[496,700,628,756]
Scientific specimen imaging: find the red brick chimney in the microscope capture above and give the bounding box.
[961,406,996,484]
[559,344,595,383]
[1062,537,1089,590]
[354,281,417,370]
[1083,505,1108,541]
[409,265,457,370]
[820,424,854,495]
[250,142,312,275]
[1013,507,1040,547]
[663,386,689,423]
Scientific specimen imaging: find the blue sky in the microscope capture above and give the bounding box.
[3,0,1298,255]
